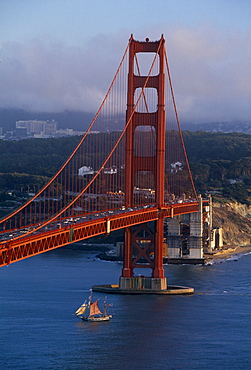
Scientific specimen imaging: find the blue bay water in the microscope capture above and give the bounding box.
[1,249,251,369]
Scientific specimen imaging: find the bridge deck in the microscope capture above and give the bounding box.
[0,202,198,267]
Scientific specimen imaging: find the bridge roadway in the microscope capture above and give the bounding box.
[0,201,198,267]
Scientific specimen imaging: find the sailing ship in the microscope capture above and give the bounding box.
[74,290,112,322]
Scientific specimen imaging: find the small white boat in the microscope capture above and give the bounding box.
[74,290,112,322]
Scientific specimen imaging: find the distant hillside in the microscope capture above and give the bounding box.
[0,128,251,204]
[182,120,251,134]
[2,108,251,135]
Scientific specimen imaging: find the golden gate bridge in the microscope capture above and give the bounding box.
[0,35,200,293]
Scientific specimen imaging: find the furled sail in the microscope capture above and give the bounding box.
[89,300,102,316]
[75,302,88,316]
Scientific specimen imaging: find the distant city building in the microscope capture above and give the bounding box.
[55,128,84,137]
[16,120,58,137]
[12,119,85,139]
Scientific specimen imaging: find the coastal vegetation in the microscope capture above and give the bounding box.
[183,131,251,204]
[1,131,251,207]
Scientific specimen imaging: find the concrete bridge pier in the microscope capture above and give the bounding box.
[166,216,182,258]
[189,195,203,259]
[119,276,167,290]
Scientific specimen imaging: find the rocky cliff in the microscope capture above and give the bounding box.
[213,201,251,246]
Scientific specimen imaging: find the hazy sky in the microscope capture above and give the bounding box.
[1,0,251,123]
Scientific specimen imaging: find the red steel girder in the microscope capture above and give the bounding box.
[131,223,154,270]
[0,202,198,267]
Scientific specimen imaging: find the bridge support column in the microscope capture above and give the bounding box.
[153,216,165,279]
[122,227,132,277]
[166,216,182,258]
[189,195,203,259]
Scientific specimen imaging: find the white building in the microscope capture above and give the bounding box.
[170,161,183,173]
[78,166,94,176]
[103,165,117,174]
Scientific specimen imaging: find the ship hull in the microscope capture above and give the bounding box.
[81,315,111,322]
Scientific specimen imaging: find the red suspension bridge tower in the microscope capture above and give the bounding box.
[120,36,167,291]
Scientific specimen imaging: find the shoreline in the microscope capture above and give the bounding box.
[206,245,251,261]
[96,245,251,265]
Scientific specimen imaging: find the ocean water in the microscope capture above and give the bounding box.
[1,249,250,370]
